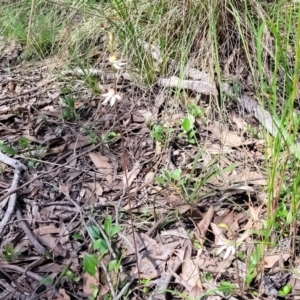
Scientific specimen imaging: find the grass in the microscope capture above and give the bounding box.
[2,0,300,298]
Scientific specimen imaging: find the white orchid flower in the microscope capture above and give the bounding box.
[102,88,121,106]
[216,240,236,260]
[109,55,126,70]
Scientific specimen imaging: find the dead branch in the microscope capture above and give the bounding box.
[16,208,46,255]
[0,152,26,237]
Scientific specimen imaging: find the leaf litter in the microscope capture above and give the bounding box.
[0,51,299,300]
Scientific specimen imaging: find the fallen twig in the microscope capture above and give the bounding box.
[0,142,103,204]
[0,152,26,237]
[16,208,46,255]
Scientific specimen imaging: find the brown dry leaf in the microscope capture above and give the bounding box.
[210,223,226,245]
[57,288,71,300]
[217,211,235,232]
[243,204,264,230]
[209,121,243,147]
[83,271,99,295]
[152,91,165,120]
[232,115,248,132]
[38,234,65,257]
[86,182,103,196]
[59,222,70,245]
[179,244,203,296]
[59,181,70,197]
[264,254,290,268]
[123,161,141,188]
[138,255,163,279]
[82,184,97,205]
[89,152,113,183]
[196,206,214,238]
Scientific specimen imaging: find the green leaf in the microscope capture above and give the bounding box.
[66,270,74,279]
[151,125,164,142]
[72,233,83,241]
[279,285,291,296]
[109,225,122,237]
[87,225,101,240]
[171,169,181,181]
[182,116,194,132]
[108,259,118,272]
[93,239,108,255]
[218,281,235,294]
[162,169,171,181]
[40,277,52,285]
[0,143,17,155]
[155,176,165,185]
[83,254,98,276]
[92,287,99,298]
[104,217,113,236]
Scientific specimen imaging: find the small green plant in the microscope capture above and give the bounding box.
[61,95,76,121]
[102,131,119,144]
[140,278,151,294]
[28,159,40,169]
[245,246,262,286]
[155,168,182,187]
[84,127,100,145]
[278,285,291,296]
[83,216,122,276]
[151,124,165,143]
[40,277,52,285]
[18,136,30,149]
[151,124,172,147]
[187,104,205,119]
[2,243,20,262]
[88,283,99,300]
[0,141,17,155]
[181,115,196,144]
[217,281,236,294]
[61,266,80,283]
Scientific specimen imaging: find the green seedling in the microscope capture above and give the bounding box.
[103,131,119,144]
[88,283,99,300]
[187,104,205,119]
[0,141,17,155]
[60,266,80,282]
[155,168,182,187]
[28,160,40,169]
[83,216,122,276]
[218,281,236,294]
[84,127,100,145]
[151,124,165,143]
[140,278,151,294]
[151,124,172,147]
[2,243,20,262]
[181,115,196,144]
[245,246,262,286]
[72,232,83,241]
[278,285,292,296]
[40,276,52,285]
[18,136,30,149]
[61,95,76,120]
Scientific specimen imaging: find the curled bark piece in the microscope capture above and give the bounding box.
[0,152,26,237]
[16,209,46,255]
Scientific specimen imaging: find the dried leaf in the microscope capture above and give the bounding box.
[83,271,99,295]
[59,181,69,197]
[196,206,214,238]
[123,161,141,188]
[89,152,113,183]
